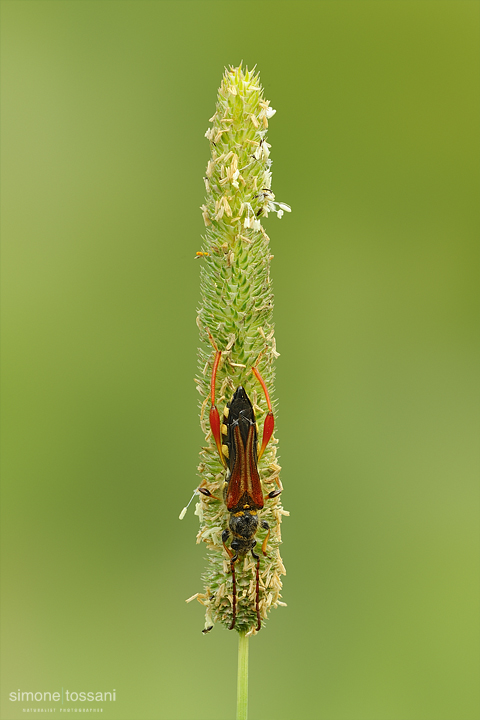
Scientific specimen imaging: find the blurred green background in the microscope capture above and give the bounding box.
[1,1,479,719]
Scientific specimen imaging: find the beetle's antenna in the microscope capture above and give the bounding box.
[206,331,227,467]
[252,364,275,460]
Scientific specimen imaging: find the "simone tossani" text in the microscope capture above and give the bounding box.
[9,689,116,702]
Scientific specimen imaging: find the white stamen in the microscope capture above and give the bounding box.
[179,488,199,519]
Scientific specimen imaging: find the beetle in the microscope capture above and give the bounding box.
[206,339,280,632]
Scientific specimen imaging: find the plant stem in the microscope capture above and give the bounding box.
[237,631,249,720]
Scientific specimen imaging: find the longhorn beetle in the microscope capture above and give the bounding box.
[205,336,281,632]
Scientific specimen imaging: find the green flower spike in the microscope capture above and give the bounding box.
[183,65,290,638]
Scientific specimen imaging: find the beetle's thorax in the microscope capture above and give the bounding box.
[229,507,259,555]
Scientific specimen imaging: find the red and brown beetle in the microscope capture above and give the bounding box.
[204,339,281,632]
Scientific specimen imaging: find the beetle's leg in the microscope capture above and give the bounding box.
[198,487,220,501]
[223,530,239,630]
[228,552,238,630]
[251,548,262,632]
[222,529,233,559]
[266,489,282,499]
[260,520,270,556]
[208,346,226,467]
[252,364,275,460]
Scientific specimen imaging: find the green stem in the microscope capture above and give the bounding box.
[236,631,249,720]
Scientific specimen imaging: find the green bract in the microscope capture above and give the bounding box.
[189,65,289,635]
